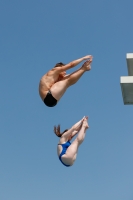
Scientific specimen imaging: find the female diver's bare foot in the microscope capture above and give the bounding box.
[82,59,92,71]
[82,118,89,129]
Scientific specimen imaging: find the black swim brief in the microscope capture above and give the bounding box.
[44,90,57,107]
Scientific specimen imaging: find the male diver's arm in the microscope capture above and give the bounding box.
[56,55,93,72]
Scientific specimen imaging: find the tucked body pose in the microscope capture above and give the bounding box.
[54,116,89,167]
[39,55,93,107]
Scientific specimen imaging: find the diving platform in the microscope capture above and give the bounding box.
[120,53,133,105]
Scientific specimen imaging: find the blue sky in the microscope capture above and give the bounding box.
[0,0,133,199]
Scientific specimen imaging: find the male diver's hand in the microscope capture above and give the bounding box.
[83,55,93,60]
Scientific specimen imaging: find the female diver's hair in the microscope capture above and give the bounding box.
[54,125,68,137]
[54,62,65,68]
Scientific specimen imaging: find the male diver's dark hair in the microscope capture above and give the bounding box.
[54,62,65,68]
[54,125,68,137]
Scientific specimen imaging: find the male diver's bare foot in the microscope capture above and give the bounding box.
[82,118,89,129]
[82,59,92,71]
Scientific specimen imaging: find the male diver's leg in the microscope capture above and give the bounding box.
[50,61,92,101]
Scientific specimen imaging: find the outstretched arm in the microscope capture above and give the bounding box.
[71,130,78,138]
[72,117,85,131]
[62,117,85,139]
[56,55,93,72]
[70,116,88,138]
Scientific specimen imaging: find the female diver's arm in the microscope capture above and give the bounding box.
[70,116,88,138]
[56,55,93,72]
[62,117,85,139]
[71,130,78,138]
[72,118,85,131]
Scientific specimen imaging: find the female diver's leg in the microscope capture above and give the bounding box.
[50,61,91,101]
[61,119,89,165]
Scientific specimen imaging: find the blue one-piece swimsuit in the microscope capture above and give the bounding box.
[58,141,71,167]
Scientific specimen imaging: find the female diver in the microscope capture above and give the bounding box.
[54,116,89,167]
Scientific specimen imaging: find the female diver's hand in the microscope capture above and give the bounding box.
[82,116,87,121]
[82,116,88,123]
